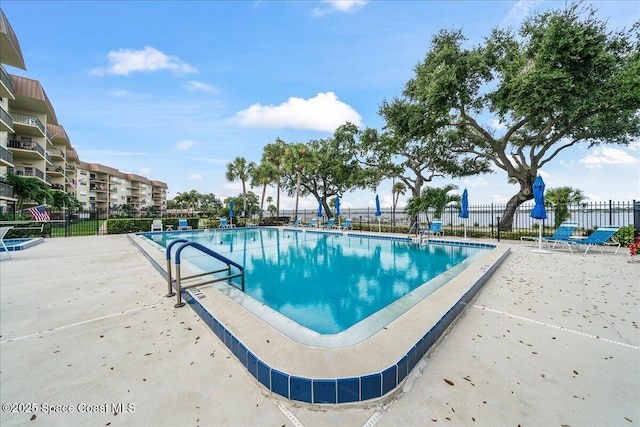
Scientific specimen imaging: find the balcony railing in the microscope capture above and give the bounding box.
[0,65,15,96]
[0,104,14,132]
[11,112,45,136]
[8,138,46,158]
[8,166,45,180]
[49,147,65,158]
[0,182,13,199]
[0,145,13,165]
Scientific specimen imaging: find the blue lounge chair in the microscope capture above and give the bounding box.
[521,221,578,247]
[424,220,443,237]
[551,226,621,254]
[338,218,352,230]
[178,219,192,230]
[322,218,335,229]
[219,218,234,228]
[291,218,301,227]
[304,218,317,228]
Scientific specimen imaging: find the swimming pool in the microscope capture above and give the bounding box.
[133,228,509,404]
[144,228,488,339]
[0,237,44,253]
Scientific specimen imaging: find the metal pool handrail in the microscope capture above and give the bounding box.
[165,238,190,297]
[171,241,245,308]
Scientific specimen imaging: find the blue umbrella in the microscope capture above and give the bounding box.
[317,200,323,227]
[460,189,469,240]
[530,176,550,253]
[229,201,234,219]
[459,189,469,219]
[335,196,341,217]
[531,176,547,220]
[375,195,382,232]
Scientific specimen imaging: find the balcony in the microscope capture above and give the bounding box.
[7,166,45,181]
[11,113,45,137]
[0,104,14,133]
[8,138,46,159]
[0,182,14,200]
[0,145,13,167]
[49,147,65,159]
[0,65,15,100]
[51,183,65,191]
[46,165,66,177]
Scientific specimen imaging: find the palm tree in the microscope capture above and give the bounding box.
[251,160,278,219]
[225,157,255,218]
[282,143,313,221]
[392,181,406,229]
[4,174,50,212]
[406,184,461,227]
[262,138,287,217]
[545,186,585,228]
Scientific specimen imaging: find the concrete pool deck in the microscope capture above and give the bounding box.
[1,233,638,426]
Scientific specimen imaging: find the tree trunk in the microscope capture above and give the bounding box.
[499,188,533,231]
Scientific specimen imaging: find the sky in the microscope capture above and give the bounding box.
[2,0,639,212]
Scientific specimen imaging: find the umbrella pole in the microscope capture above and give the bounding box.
[538,222,543,251]
[464,222,467,240]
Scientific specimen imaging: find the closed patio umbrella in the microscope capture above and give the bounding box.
[375,195,382,232]
[530,176,551,253]
[335,196,341,227]
[460,189,469,240]
[229,201,234,225]
[317,200,323,227]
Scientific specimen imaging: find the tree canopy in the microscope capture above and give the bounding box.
[399,3,639,230]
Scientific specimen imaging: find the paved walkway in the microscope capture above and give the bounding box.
[0,234,638,426]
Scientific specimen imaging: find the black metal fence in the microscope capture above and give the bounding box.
[1,201,638,245]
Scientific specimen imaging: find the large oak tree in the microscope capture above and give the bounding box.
[400,4,639,230]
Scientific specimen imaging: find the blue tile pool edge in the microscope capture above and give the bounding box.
[179,245,511,405]
[0,237,45,252]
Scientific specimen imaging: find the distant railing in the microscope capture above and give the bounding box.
[0,104,13,129]
[0,145,13,165]
[0,65,15,95]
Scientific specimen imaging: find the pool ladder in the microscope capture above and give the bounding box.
[165,239,245,308]
[408,222,431,244]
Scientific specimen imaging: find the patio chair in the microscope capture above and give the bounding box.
[219,218,234,228]
[521,221,578,247]
[1,226,14,259]
[322,218,335,229]
[551,226,621,254]
[304,218,317,228]
[150,220,163,232]
[338,218,352,230]
[291,218,301,227]
[426,220,443,237]
[178,219,192,231]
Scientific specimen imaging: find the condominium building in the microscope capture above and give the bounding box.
[75,162,167,212]
[0,8,167,214]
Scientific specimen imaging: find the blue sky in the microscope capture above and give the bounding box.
[3,0,639,211]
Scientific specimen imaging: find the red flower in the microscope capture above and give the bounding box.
[629,237,640,256]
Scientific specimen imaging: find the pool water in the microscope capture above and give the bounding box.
[146,228,488,335]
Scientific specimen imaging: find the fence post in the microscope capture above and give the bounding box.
[634,200,640,239]
[496,216,501,242]
[609,200,613,226]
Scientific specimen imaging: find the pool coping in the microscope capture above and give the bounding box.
[0,237,45,252]
[130,228,510,405]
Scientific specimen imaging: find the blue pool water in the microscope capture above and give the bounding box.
[144,228,488,335]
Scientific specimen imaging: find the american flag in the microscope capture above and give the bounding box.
[28,205,50,221]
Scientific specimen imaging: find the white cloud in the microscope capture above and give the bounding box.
[188,173,203,181]
[313,0,367,16]
[139,167,153,175]
[233,92,362,132]
[488,118,507,131]
[176,140,195,151]
[183,80,220,94]
[579,146,639,169]
[90,46,197,76]
[502,0,543,28]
